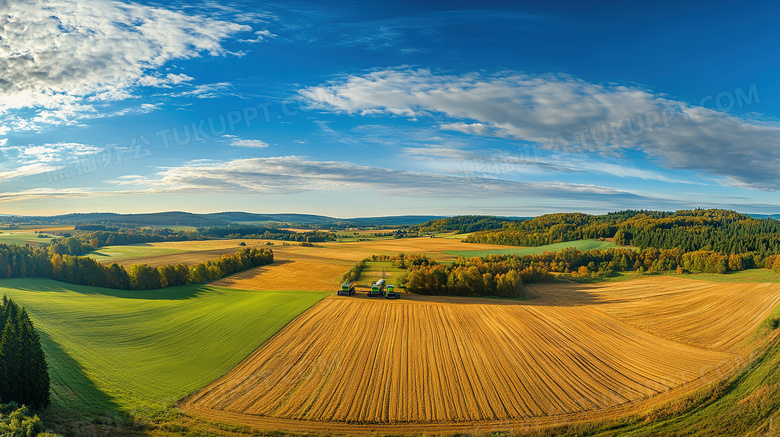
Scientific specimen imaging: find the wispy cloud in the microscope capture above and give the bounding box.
[300,68,780,190]
[223,135,271,148]
[239,29,277,43]
[172,82,235,99]
[0,142,104,181]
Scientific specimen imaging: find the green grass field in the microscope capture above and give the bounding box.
[0,279,328,422]
[446,239,621,258]
[89,245,185,262]
[562,269,780,285]
[359,261,406,288]
[668,268,780,283]
[0,231,55,246]
[435,231,474,239]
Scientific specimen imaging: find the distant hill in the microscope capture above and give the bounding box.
[44,212,228,227]
[204,212,343,225]
[1,211,447,228]
[748,214,780,220]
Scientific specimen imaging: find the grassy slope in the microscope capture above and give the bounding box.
[445,238,620,258]
[0,279,328,421]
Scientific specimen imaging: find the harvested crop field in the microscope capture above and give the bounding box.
[211,260,350,292]
[181,277,780,432]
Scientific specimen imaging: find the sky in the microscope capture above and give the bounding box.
[1,0,780,217]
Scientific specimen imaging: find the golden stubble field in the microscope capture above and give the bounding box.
[180,277,780,433]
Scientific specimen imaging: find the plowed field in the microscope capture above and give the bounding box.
[181,277,780,432]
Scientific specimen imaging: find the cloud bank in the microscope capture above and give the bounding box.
[300,69,780,190]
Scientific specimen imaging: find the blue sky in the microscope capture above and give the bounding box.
[1,0,779,217]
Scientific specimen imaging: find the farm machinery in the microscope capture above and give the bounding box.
[367,279,386,297]
[338,280,356,296]
[384,284,400,299]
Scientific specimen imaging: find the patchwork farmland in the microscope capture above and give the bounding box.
[12,230,780,435]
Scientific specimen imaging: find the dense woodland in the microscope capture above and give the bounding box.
[408,216,518,234]
[467,209,780,257]
[0,297,49,410]
[0,244,273,291]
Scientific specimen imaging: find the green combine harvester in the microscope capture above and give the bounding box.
[385,284,400,299]
[368,279,386,297]
[338,280,356,296]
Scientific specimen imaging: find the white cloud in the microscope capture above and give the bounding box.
[173,82,234,99]
[0,187,156,203]
[231,139,270,148]
[300,69,780,190]
[138,73,195,88]
[222,135,270,148]
[239,29,277,43]
[0,0,255,124]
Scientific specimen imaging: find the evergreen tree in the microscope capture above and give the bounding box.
[0,297,50,409]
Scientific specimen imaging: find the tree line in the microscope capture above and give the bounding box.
[458,247,761,279]
[466,209,780,258]
[0,297,49,410]
[0,243,273,290]
[364,245,780,297]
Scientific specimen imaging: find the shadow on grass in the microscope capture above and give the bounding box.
[3,278,211,301]
[37,330,128,434]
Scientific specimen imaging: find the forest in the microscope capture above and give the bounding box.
[466,209,780,256]
[408,215,519,234]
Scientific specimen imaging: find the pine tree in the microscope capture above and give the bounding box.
[0,297,49,409]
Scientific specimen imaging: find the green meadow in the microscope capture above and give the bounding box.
[0,279,328,421]
[0,231,55,246]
